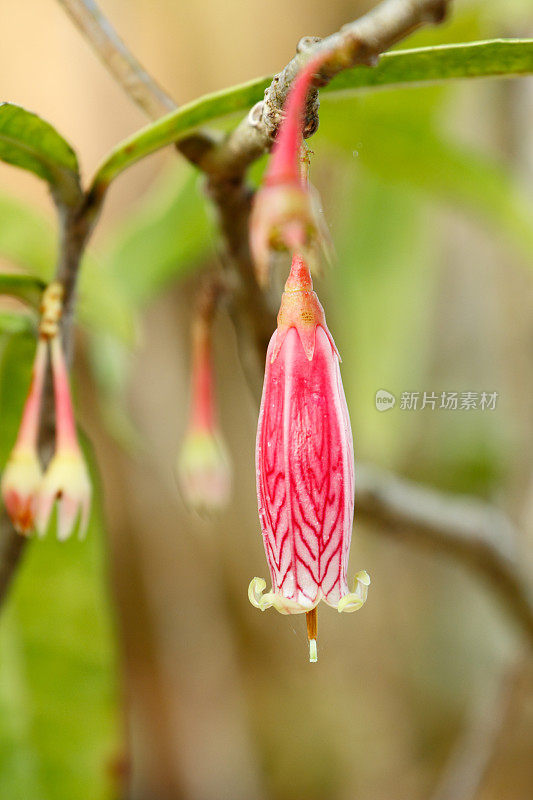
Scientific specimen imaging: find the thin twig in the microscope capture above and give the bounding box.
[57,0,175,119]
[197,0,452,177]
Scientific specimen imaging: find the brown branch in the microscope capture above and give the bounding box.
[356,464,533,648]
[197,0,452,178]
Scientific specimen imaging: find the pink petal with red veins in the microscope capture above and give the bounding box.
[256,325,354,613]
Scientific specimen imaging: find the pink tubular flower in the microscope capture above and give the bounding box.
[250,52,332,285]
[36,335,91,540]
[177,307,231,514]
[249,254,369,661]
[1,338,47,534]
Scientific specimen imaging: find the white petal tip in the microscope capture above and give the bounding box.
[309,639,317,663]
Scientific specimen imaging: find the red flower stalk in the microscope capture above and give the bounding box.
[250,53,332,285]
[177,288,231,514]
[249,254,369,661]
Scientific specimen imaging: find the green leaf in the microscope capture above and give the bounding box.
[0,336,121,800]
[104,165,210,304]
[326,39,533,93]
[0,104,82,207]
[90,39,533,190]
[0,273,45,309]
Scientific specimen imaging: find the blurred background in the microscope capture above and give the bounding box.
[1,1,533,798]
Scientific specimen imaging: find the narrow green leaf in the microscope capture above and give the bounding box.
[326,39,533,93]
[0,104,82,207]
[0,273,45,309]
[90,39,533,190]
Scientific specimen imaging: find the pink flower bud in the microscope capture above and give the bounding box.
[249,255,369,660]
[177,305,231,514]
[250,53,331,285]
[1,339,47,534]
[35,335,91,540]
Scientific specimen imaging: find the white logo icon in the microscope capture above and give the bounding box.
[375,389,396,412]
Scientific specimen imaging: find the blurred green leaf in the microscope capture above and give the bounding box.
[0,194,56,279]
[0,104,81,207]
[0,335,120,800]
[0,311,36,337]
[104,165,210,304]
[0,273,45,309]
[318,96,533,267]
[0,192,137,343]
[89,39,533,190]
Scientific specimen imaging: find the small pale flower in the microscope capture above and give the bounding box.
[1,447,43,535]
[36,334,91,540]
[1,338,47,534]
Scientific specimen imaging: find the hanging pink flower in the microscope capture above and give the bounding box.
[249,255,369,661]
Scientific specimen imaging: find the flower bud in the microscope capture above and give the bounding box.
[1,339,47,534]
[177,428,231,515]
[249,254,369,660]
[177,290,231,514]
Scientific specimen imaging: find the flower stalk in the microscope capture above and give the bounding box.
[249,52,331,286]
